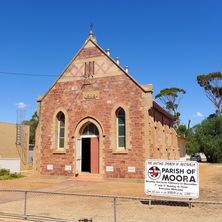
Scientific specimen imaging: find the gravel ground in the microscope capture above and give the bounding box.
[0,163,222,222]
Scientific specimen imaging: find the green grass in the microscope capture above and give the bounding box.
[0,168,24,180]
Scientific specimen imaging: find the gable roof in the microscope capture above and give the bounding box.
[39,36,152,102]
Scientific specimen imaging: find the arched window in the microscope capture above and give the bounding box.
[57,112,65,148]
[116,108,126,148]
[82,123,99,136]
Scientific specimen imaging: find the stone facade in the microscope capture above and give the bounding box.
[34,34,182,179]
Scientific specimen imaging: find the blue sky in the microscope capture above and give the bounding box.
[0,0,222,126]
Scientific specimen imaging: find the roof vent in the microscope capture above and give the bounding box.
[106,49,110,56]
[124,66,129,73]
[115,57,120,65]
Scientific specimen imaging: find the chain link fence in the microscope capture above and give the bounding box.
[0,190,222,222]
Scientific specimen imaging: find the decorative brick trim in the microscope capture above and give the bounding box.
[74,116,105,138]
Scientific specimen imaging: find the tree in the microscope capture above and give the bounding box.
[186,115,222,162]
[23,111,39,144]
[197,72,222,114]
[155,87,186,128]
[176,124,192,138]
[177,124,187,137]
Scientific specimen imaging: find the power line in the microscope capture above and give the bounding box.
[0,71,58,77]
[0,71,135,85]
[0,71,86,79]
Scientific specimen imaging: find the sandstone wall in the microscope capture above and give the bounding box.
[148,116,180,160]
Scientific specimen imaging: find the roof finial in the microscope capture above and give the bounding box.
[87,23,96,42]
[89,23,93,35]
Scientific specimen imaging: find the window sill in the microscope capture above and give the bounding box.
[53,149,66,154]
[112,149,128,154]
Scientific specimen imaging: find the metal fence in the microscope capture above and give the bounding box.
[0,190,222,222]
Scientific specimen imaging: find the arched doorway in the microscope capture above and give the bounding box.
[76,122,100,174]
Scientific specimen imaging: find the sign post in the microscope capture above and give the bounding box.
[145,160,199,199]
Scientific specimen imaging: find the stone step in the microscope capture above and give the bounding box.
[69,173,104,182]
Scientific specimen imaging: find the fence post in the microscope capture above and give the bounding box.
[113,197,117,222]
[188,198,192,209]
[149,195,152,206]
[24,191,28,220]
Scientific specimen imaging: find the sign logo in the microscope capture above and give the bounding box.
[148,166,161,180]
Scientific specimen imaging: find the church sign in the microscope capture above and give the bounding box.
[145,160,199,199]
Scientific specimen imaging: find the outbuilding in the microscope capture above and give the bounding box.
[0,122,30,172]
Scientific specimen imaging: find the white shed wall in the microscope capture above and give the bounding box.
[0,158,20,173]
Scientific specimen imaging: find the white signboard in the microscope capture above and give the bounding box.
[65,165,72,171]
[145,160,199,199]
[106,166,113,172]
[128,166,136,173]
[47,164,53,171]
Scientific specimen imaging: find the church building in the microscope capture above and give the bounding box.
[34,30,182,179]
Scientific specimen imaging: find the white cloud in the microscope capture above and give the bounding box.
[194,112,204,118]
[16,102,27,109]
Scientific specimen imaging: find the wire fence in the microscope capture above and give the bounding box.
[0,190,222,222]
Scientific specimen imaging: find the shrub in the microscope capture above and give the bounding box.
[0,168,24,180]
[0,168,10,176]
[10,173,23,178]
